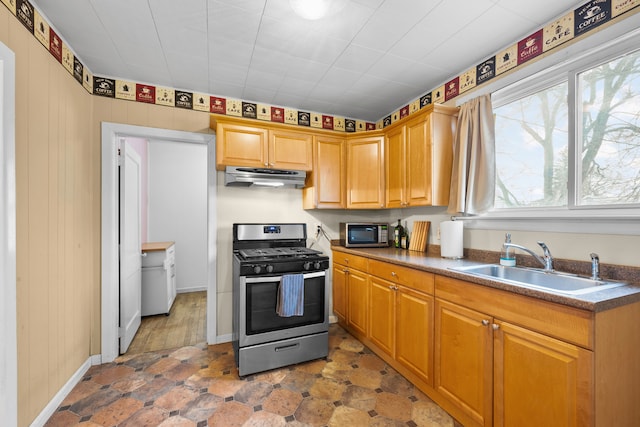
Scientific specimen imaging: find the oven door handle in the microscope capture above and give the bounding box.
[243,271,325,283]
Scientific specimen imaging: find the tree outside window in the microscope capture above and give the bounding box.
[493,48,640,210]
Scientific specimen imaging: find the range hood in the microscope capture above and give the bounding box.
[224,166,307,188]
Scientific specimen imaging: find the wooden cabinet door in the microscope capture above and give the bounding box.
[268,129,313,170]
[405,115,432,206]
[347,268,369,337]
[332,264,348,324]
[216,122,268,168]
[303,136,345,209]
[368,276,396,357]
[385,126,406,208]
[435,299,493,427]
[347,136,385,209]
[430,106,457,205]
[493,321,593,427]
[396,287,434,386]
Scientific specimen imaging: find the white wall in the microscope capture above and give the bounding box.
[148,140,208,292]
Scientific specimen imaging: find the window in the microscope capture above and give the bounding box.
[493,35,640,212]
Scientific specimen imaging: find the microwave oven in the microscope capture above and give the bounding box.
[339,223,389,248]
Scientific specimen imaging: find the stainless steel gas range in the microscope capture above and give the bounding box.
[232,223,330,377]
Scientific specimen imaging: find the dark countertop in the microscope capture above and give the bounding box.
[331,245,640,313]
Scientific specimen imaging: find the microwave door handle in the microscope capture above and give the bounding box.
[243,271,325,283]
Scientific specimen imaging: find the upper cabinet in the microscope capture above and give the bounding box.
[385,104,458,207]
[347,134,385,209]
[269,129,313,171]
[214,117,312,171]
[212,104,457,210]
[303,135,346,209]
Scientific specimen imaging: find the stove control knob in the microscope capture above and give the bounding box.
[303,262,312,271]
[253,265,262,274]
[266,265,274,273]
[313,261,321,270]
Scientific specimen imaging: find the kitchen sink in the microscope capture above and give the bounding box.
[450,264,629,295]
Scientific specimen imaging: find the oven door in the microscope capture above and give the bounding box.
[238,270,328,347]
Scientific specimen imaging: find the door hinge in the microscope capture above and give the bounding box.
[117,148,122,166]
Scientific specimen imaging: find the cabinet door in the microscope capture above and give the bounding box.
[493,321,593,427]
[347,269,368,337]
[303,136,345,209]
[369,276,396,357]
[435,299,493,427]
[269,129,313,170]
[216,122,268,168]
[396,287,434,386]
[405,115,432,206]
[332,264,348,324]
[430,107,457,205]
[385,126,406,208]
[347,136,385,209]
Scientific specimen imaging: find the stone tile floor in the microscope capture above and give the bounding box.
[45,324,461,426]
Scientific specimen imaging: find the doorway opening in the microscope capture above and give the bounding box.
[101,123,216,363]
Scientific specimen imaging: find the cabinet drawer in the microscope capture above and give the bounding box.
[369,259,434,294]
[142,250,166,268]
[333,251,368,271]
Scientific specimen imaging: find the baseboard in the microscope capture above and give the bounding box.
[177,286,207,293]
[30,356,92,427]
[215,333,232,344]
[90,354,103,366]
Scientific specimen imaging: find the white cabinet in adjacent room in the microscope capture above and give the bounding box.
[141,242,176,316]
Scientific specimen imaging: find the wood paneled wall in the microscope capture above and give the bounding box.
[1,6,213,425]
[2,6,94,425]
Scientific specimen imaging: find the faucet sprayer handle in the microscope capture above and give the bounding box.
[590,253,600,280]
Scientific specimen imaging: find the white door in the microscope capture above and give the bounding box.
[119,142,142,353]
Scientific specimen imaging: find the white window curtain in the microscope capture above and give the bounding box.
[447,94,496,215]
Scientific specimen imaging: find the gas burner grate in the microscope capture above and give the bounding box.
[238,247,322,260]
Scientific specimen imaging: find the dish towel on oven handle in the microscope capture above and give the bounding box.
[276,273,305,317]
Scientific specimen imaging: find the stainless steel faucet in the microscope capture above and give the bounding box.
[503,241,554,272]
[590,253,600,280]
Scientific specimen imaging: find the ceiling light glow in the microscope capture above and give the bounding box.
[290,0,330,20]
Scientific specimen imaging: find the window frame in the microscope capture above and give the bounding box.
[476,25,640,234]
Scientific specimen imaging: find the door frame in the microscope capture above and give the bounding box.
[101,123,216,363]
[0,41,18,427]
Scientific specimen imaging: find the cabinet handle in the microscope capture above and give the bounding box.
[388,285,398,291]
[492,324,500,330]
[388,285,395,290]
[391,271,397,277]
[481,319,489,326]
[343,269,349,273]
[264,162,269,167]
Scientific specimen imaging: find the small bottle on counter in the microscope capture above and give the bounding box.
[394,219,404,248]
[500,233,516,266]
[400,221,409,249]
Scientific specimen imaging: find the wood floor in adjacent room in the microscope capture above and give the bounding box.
[127,291,207,355]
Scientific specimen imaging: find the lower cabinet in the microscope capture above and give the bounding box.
[368,260,435,386]
[494,320,592,427]
[332,250,639,426]
[347,268,368,336]
[435,299,492,426]
[435,276,593,427]
[332,251,369,336]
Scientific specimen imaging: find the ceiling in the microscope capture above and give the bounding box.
[31,0,581,122]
